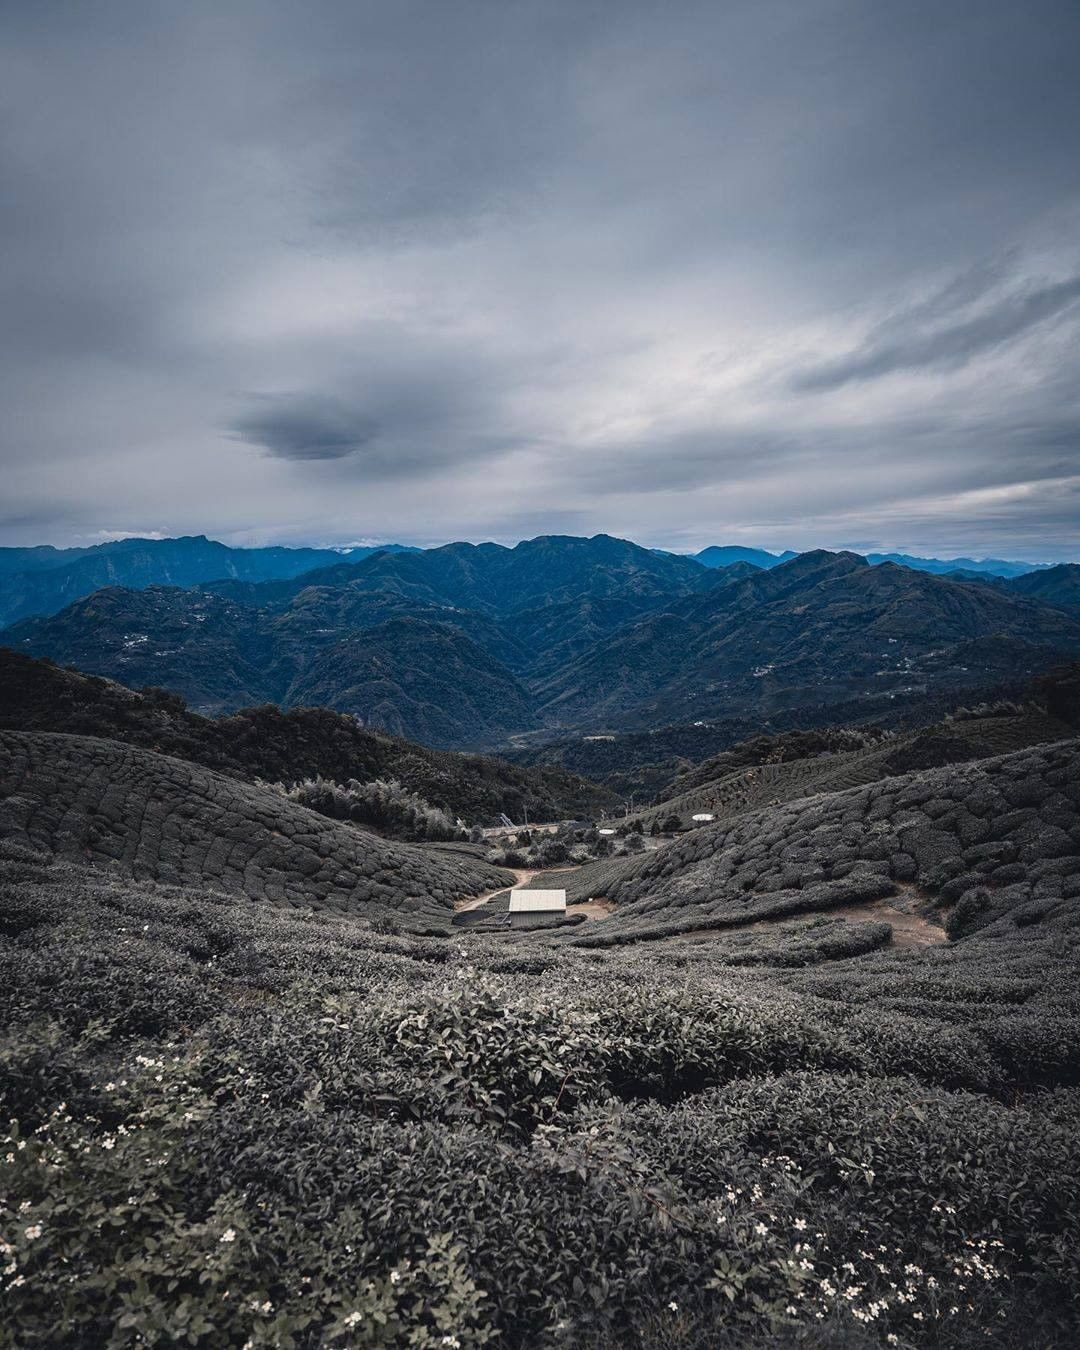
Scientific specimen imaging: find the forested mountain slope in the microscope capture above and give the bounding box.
[0,650,617,824]
[534,551,1080,729]
[0,535,414,626]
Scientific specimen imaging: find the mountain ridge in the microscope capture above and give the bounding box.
[5,541,1080,749]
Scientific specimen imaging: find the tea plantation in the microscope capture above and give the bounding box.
[2,730,1080,1346]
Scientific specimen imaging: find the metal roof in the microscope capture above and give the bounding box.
[508,888,567,913]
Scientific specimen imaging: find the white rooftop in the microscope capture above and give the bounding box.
[508,888,567,913]
[691,812,715,821]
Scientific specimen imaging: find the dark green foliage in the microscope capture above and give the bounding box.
[271,776,463,842]
[1035,661,1080,727]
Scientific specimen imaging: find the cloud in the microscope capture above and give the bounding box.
[0,0,1079,560]
[793,273,1080,390]
[230,396,380,461]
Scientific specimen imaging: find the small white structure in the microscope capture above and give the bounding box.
[691,812,715,823]
[508,888,567,914]
[598,827,616,836]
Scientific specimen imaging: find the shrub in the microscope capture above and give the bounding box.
[272,775,464,842]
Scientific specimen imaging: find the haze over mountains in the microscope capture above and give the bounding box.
[4,533,1079,749]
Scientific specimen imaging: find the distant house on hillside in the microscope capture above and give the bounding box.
[508,888,567,929]
[691,812,715,823]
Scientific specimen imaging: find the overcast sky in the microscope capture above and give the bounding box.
[2,0,1079,560]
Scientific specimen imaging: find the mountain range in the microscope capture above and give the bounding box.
[5,534,1079,749]
[0,534,415,627]
[0,531,1061,628]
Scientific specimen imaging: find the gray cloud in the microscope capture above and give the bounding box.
[231,397,379,461]
[794,274,1080,390]
[0,0,1078,560]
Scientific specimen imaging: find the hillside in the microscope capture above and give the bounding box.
[0,535,414,627]
[0,650,617,825]
[1007,563,1080,611]
[533,551,1080,730]
[594,737,1080,941]
[5,726,1080,1345]
[283,618,539,745]
[0,730,513,928]
[1,590,533,748]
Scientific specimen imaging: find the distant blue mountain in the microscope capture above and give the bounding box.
[688,544,1051,579]
[691,546,798,569]
[865,552,1048,579]
[0,535,414,626]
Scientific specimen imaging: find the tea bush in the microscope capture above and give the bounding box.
[3,734,1080,1346]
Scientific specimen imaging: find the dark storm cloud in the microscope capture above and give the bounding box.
[231,397,379,462]
[1,0,1079,558]
[794,274,1080,390]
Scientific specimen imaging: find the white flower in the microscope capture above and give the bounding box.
[754,1222,768,1236]
[23,1225,42,1241]
[220,1228,237,1244]
[343,1311,364,1328]
[793,1218,807,1231]
[668,1301,678,1313]
[389,1269,401,1285]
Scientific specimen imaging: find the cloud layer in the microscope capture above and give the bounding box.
[1,0,1079,560]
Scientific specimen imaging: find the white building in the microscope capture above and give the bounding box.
[509,888,567,913]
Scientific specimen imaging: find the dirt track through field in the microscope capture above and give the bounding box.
[668,892,947,949]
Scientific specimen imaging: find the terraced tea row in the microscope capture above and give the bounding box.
[0,731,513,930]
[625,711,1073,833]
[593,738,1080,942]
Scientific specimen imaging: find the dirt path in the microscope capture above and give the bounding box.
[566,898,616,920]
[834,898,945,948]
[667,894,946,949]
